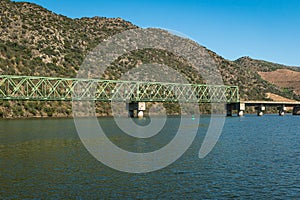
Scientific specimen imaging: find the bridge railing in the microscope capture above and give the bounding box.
[0,75,239,103]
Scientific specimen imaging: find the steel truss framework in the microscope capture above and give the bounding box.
[0,75,239,103]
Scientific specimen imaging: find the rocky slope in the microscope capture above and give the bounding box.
[0,0,299,118]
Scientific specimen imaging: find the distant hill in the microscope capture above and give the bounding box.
[234,56,300,100]
[0,0,299,118]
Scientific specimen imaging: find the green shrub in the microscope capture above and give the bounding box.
[44,107,55,117]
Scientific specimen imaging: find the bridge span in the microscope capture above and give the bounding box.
[227,101,300,116]
[0,75,299,117]
[0,75,239,102]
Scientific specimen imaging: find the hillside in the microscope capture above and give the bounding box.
[0,0,299,118]
[258,69,300,95]
[235,57,300,100]
[0,0,137,77]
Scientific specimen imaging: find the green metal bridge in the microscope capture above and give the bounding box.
[0,75,239,103]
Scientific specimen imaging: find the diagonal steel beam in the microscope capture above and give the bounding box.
[0,75,240,103]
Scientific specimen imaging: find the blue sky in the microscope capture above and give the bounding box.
[15,0,300,66]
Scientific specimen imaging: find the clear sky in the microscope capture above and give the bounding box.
[15,0,300,66]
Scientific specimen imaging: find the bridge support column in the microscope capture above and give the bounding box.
[226,103,245,117]
[128,102,146,118]
[226,104,233,117]
[293,106,300,115]
[238,103,245,117]
[257,105,265,116]
[278,105,286,116]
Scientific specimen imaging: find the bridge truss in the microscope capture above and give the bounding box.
[0,75,239,103]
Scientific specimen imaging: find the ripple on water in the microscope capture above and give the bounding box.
[1,116,299,199]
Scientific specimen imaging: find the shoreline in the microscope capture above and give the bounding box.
[0,112,297,120]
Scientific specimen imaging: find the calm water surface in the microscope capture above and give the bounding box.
[1,115,299,199]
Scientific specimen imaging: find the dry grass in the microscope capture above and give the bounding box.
[266,92,297,102]
[258,69,300,95]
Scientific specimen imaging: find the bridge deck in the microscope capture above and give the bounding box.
[242,101,300,106]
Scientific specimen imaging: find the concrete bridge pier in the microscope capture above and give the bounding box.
[256,105,265,116]
[128,102,146,118]
[226,104,233,117]
[226,103,245,117]
[237,103,245,117]
[278,105,287,116]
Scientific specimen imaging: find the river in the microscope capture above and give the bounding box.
[1,115,299,199]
